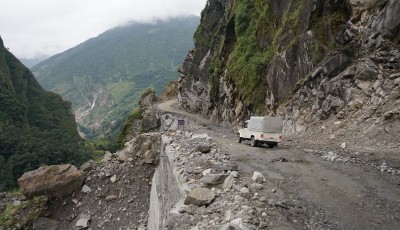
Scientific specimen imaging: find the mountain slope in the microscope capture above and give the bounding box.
[32,16,199,139]
[0,37,91,191]
[177,0,400,149]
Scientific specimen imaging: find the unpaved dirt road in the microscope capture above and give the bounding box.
[158,100,400,229]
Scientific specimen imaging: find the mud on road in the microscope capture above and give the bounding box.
[158,100,400,229]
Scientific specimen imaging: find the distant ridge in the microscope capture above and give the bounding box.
[32,16,199,139]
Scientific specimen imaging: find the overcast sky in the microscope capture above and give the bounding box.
[0,0,207,59]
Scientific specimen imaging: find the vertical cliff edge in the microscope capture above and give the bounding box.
[177,0,400,148]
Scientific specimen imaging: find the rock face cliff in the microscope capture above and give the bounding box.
[178,0,400,147]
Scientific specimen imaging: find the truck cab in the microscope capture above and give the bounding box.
[237,116,283,148]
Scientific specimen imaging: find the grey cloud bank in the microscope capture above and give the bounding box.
[0,0,207,59]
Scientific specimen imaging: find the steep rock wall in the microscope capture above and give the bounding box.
[178,0,400,147]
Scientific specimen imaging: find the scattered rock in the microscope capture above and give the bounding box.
[388,72,400,79]
[249,183,263,192]
[223,175,235,190]
[341,142,347,149]
[194,144,212,153]
[220,222,241,230]
[79,160,96,173]
[105,195,118,201]
[103,152,113,161]
[182,204,198,215]
[202,173,229,185]
[81,185,91,194]
[76,216,91,230]
[116,151,128,162]
[240,187,250,194]
[33,217,60,230]
[252,171,266,183]
[13,200,21,206]
[110,175,117,183]
[230,171,239,178]
[202,169,212,176]
[18,164,84,198]
[184,188,215,206]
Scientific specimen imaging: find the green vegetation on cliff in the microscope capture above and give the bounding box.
[32,17,199,139]
[227,0,304,107]
[0,37,91,191]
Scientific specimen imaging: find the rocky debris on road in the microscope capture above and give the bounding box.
[304,148,400,175]
[17,164,84,198]
[158,131,308,229]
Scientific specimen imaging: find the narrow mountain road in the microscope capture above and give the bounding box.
[157,100,400,229]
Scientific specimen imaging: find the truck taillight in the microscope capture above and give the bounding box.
[279,134,282,140]
[260,133,264,138]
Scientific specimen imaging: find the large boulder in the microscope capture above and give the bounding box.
[18,164,84,198]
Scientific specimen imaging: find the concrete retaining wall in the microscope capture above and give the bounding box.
[148,135,188,230]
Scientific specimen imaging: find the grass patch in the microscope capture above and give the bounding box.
[107,81,136,104]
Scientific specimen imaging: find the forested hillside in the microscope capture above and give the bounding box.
[32,16,199,139]
[0,37,91,191]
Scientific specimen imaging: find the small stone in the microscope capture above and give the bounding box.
[194,144,212,153]
[106,195,118,201]
[202,173,229,185]
[110,175,117,183]
[262,212,267,216]
[252,171,266,183]
[81,185,91,194]
[76,217,91,229]
[234,195,245,203]
[116,151,127,162]
[103,152,112,161]
[223,175,235,190]
[388,72,400,79]
[33,217,59,230]
[79,160,96,173]
[240,187,249,194]
[13,200,21,206]
[341,142,347,149]
[271,189,276,193]
[72,198,79,205]
[249,183,263,192]
[334,121,341,125]
[220,223,241,230]
[182,204,198,214]
[202,169,212,176]
[184,188,215,206]
[0,192,5,198]
[230,171,239,178]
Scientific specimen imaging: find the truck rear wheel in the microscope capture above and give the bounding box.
[237,133,242,143]
[250,136,257,147]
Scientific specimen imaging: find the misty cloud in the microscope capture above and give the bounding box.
[0,0,207,58]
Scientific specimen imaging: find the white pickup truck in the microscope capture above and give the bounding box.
[237,116,283,147]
